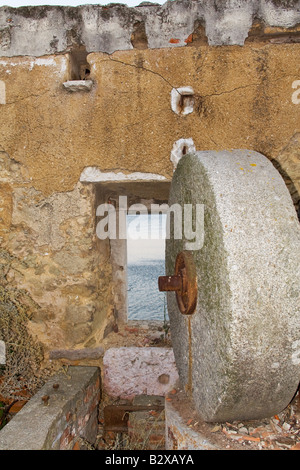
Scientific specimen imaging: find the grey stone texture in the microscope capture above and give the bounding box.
[166,150,300,422]
[0,0,299,56]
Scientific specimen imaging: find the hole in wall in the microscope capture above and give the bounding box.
[69,46,90,80]
[130,21,148,50]
[186,19,208,46]
[179,94,195,115]
[170,138,196,170]
[171,87,195,116]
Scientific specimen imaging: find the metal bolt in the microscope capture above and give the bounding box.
[158,275,182,293]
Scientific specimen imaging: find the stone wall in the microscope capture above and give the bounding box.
[0,156,114,351]
[0,0,299,354]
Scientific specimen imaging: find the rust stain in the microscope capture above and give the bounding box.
[158,251,197,316]
[169,38,180,44]
[187,316,193,395]
[184,34,193,44]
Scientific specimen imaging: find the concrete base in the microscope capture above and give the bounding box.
[165,387,300,450]
[165,390,218,450]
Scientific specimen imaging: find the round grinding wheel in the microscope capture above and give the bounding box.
[165,150,300,423]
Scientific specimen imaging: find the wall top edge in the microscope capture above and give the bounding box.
[0,0,300,56]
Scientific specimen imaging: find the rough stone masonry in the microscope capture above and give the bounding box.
[0,0,299,356]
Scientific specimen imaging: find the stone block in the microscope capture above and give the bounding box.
[103,347,179,399]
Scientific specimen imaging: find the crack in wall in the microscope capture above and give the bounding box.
[100,54,298,104]
[199,73,297,100]
[104,55,177,91]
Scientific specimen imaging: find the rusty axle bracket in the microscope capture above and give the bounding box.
[158,251,197,315]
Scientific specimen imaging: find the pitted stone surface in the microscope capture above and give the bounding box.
[166,150,300,422]
[103,347,179,399]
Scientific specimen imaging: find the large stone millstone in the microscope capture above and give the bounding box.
[166,150,300,423]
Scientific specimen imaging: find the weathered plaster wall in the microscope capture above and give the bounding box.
[0,0,299,354]
[0,45,300,196]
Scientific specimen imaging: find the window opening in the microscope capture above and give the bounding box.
[126,213,168,321]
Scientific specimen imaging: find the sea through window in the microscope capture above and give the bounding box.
[126,213,168,321]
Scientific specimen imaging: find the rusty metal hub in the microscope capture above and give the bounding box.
[158,251,197,315]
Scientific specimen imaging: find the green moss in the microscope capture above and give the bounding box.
[166,153,243,415]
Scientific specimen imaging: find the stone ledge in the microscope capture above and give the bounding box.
[128,395,166,450]
[63,80,93,92]
[0,366,100,450]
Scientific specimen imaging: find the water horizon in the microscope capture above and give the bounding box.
[127,258,168,321]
